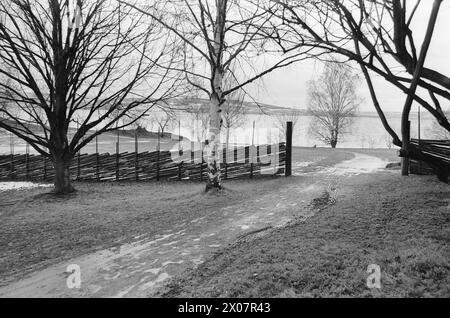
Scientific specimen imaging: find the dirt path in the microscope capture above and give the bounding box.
[0,153,388,298]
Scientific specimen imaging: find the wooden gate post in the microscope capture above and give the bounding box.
[285,121,293,177]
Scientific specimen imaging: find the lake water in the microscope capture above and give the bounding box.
[173,112,436,149]
[0,111,441,155]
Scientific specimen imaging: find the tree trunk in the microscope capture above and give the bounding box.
[53,157,75,194]
[205,1,226,192]
[400,121,410,176]
[330,130,338,148]
[400,0,442,176]
[205,93,223,192]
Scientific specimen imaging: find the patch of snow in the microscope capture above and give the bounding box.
[309,153,388,176]
[0,182,52,191]
[138,273,170,291]
[112,285,136,298]
[293,161,314,168]
[144,268,162,275]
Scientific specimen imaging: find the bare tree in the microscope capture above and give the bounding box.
[274,109,301,138]
[307,62,360,148]
[0,0,180,193]
[263,0,450,179]
[153,108,176,137]
[122,0,311,191]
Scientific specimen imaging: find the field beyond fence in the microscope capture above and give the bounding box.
[0,143,286,182]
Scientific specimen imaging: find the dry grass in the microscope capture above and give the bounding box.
[2,146,439,298]
[161,173,450,298]
[0,177,298,286]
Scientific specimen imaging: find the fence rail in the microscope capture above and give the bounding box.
[0,143,286,182]
[409,139,450,176]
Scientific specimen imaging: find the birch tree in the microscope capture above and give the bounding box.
[122,0,310,191]
[0,0,180,193]
[307,62,360,148]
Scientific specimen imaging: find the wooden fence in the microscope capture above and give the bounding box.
[0,143,286,182]
[409,139,450,178]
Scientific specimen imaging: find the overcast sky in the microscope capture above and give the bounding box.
[248,1,450,113]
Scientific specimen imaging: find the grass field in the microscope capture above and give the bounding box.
[292,147,399,163]
[2,146,446,298]
[0,177,304,286]
[0,147,361,286]
[161,173,449,298]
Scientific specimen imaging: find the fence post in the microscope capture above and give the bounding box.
[200,144,204,181]
[285,121,293,177]
[9,134,14,180]
[43,156,47,181]
[25,143,30,180]
[10,153,14,180]
[115,128,120,181]
[96,134,100,181]
[417,106,422,174]
[250,121,255,179]
[156,128,160,181]
[178,121,182,181]
[77,151,81,180]
[135,130,139,181]
[116,139,119,181]
[223,147,228,180]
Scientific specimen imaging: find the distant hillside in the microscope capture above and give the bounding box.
[0,119,184,140]
[169,97,301,115]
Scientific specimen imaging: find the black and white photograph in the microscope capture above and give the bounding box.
[0,0,449,305]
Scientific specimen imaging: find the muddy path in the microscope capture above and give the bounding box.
[0,153,388,298]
